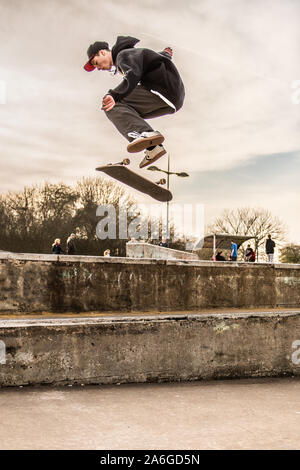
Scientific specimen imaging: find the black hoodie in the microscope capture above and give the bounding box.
[266,238,275,254]
[108,36,185,111]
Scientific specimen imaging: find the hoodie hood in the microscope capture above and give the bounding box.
[111,36,140,64]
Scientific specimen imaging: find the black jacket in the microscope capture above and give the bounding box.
[108,36,185,111]
[52,244,63,254]
[266,239,275,254]
[67,239,76,255]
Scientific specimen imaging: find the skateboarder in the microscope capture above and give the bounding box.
[84,36,185,168]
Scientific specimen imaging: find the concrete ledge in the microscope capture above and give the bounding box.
[126,242,199,260]
[1,251,300,268]
[0,252,300,313]
[1,311,300,386]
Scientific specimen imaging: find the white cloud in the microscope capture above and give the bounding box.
[0,0,299,239]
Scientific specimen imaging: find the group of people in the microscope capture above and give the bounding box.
[52,234,76,255]
[215,240,241,262]
[215,235,276,263]
[52,236,113,257]
[52,234,277,262]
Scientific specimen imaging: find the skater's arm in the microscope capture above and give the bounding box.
[107,50,143,103]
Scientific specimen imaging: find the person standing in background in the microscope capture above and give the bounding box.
[245,244,253,262]
[52,239,63,254]
[66,233,76,255]
[230,240,238,261]
[266,234,275,263]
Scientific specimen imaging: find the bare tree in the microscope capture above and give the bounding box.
[0,182,78,253]
[0,176,195,256]
[207,207,287,260]
[0,177,138,255]
[73,177,138,254]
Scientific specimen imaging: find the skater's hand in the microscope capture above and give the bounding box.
[102,94,115,112]
[164,47,173,57]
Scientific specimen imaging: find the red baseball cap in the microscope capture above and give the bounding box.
[83,41,109,72]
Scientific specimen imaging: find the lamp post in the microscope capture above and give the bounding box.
[147,154,189,246]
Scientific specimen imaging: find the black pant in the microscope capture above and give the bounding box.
[105,85,175,142]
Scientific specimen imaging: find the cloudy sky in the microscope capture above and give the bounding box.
[0,0,299,241]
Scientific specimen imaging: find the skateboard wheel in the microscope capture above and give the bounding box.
[155,179,166,186]
[123,158,130,165]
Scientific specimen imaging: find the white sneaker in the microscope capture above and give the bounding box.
[139,145,167,168]
[127,131,164,153]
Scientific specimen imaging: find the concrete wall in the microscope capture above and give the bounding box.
[0,253,300,313]
[1,312,300,386]
[126,242,199,260]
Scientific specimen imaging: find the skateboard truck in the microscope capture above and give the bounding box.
[108,158,131,166]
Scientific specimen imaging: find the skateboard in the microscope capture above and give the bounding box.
[96,159,173,202]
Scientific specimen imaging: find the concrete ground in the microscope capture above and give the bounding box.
[0,377,300,450]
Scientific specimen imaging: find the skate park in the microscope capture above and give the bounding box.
[1,249,300,387]
[1,0,300,452]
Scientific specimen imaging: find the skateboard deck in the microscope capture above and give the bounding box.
[96,164,173,202]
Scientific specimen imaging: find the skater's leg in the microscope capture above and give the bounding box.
[104,101,153,142]
[104,85,174,143]
[122,85,175,120]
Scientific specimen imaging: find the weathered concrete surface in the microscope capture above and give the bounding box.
[1,306,299,319]
[0,252,300,313]
[0,378,299,450]
[1,311,300,386]
[126,242,199,260]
